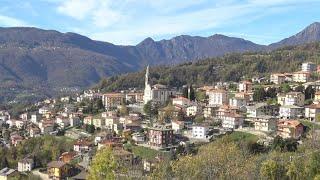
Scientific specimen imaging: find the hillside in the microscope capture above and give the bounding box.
[98,42,320,91]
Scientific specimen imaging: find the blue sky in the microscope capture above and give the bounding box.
[0,0,320,45]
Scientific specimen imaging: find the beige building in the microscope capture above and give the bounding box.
[102,93,125,110]
[293,71,311,83]
[270,73,286,84]
[208,89,228,106]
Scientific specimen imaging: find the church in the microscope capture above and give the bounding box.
[143,66,176,104]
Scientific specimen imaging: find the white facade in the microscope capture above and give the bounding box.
[192,125,210,139]
[278,92,305,106]
[279,105,304,119]
[208,90,228,106]
[172,97,191,107]
[302,62,316,72]
[253,116,277,132]
[293,72,310,83]
[143,66,176,104]
[305,105,320,121]
[18,159,34,172]
[222,114,244,129]
[229,97,247,107]
[186,105,201,116]
[270,74,286,84]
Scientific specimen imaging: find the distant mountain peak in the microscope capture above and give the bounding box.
[269,22,320,48]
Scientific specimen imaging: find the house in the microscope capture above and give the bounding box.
[293,71,311,83]
[39,106,50,115]
[18,158,34,172]
[148,125,174,149]
[192,125,211,140]
[171,120,184,133]
[279,105,304,119]
[253,115,278,132]
[172,97,191,107]
[270,73,286,84]
[56,116,70,129]
[28,126,41,137]
[105,116,120,130]
[284,92,305,106]
[47,161,70,180]
[74,140,93,153]
[314,91,320,104]
[246,103,279,118]
[277,120,304,139]
[302,62,317,72]
[305,104,320,121]
[102,93,125,110]
[0,168,18,180]
[125,92,144,103]
[69,117,81,127]
[19,113,29,121]
[277,92,305,106]
[186,105,201,117]
[132,132,146,144]
[31,113,42,124]
[98,138,123,150]
[238,81,253,92]
[229,97,247,108]
[203,106,217,118]
[83,116,93,125]
[208,89,228,106]
[11,134,23,146]
[15,119,26,129]
[222,113,244,129]
[93,118,105,128]
[39,120,55,134]
[59,151,78,163]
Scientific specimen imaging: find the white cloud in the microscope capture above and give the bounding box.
[56,0,320,45]
[57,0,96,20]
[0,15,30,27]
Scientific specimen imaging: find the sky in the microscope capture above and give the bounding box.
[0,0,320,45]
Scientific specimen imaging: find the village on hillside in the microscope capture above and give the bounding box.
[1,62,320,179]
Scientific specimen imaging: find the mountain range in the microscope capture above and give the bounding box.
[0,22,320,91]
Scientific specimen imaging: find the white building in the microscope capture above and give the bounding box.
[31,113,41,124]
[143,66,176,104]
[278,92,305,106]
[253,116,277,132]
[171,120,184,133]
[18,158,34,172]
[238,81,253,92]
[186,105,201,117]
[293,71,311,83]
[279,105,304,119]
[270,74,286,84]
[208,89,228,106]
[229,97,247,108]
[305,104,320,121]
[69,116,81,127]
[192,125,210,139]
[246,103,279,118]
[302,62,317,72]
[172,97,191,107]
[222,113,244,129]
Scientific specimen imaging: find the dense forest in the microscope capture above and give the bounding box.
[97,42,320,91]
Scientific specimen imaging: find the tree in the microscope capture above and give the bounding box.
[195,91,206,102]
[281,84,292,93]
[295,85,304,93]
[88,147,116,180]
[260,159,285,180]
[306,152,320,178]
[305,86,315,100]
[143,101,158,117]
[253,87,266,102]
